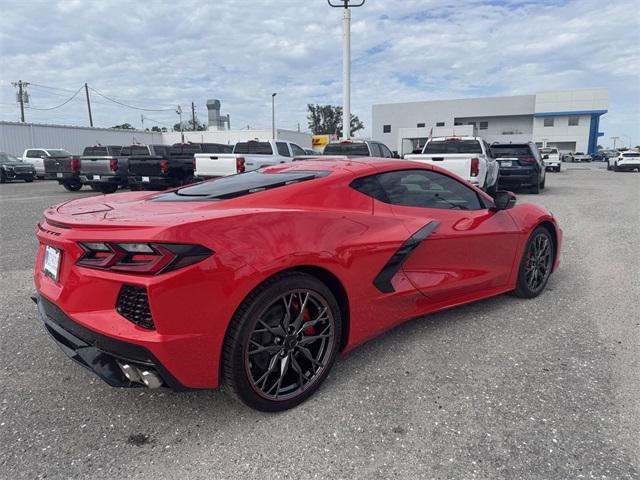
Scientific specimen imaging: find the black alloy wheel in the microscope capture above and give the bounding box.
[222,272,341,411]
[513,227,554,298]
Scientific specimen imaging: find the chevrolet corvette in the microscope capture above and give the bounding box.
[33,159,561,411]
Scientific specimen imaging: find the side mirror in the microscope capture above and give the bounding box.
[492,190,517,211]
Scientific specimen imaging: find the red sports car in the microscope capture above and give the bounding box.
[34,159,561,411]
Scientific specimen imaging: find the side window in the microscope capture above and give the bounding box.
[380,144,393,158]
[276,142,290,157]
[374,169,483,210]
[26,150,39,158]
[290,143,306,156]
[369,142,382,157]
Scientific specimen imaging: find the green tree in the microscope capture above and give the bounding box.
[173,117,207,132]
[111,123,135,130]
[150,126,162,132]
[306,104,364,137]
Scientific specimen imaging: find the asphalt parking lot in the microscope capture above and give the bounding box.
[1,164,638,479]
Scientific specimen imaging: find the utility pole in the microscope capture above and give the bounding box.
[140,114,144,130]
[611,136,619,150]
[271,93,277,139]
[328,0,365,140]
[11,80,30,122]
[84,83,93,127]
[191,101,196,131]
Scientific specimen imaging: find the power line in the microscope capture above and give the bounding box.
[88,86,175,112]
[29,85,84,111]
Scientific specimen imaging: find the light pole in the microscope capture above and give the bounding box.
[328,0,365,140]
[271,93,277,139]
[176,105,184,142]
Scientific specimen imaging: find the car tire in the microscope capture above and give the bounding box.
[24,176,34,183]
[512,226,554,299]
[222,272,342,412]
[540,173,546,189]
[0,171,6,183]
[530,174,540,194]
[96,184,118,194]
[62,179,82,191]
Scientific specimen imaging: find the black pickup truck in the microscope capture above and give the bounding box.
[127,142,233,190]
[44,152,83,191]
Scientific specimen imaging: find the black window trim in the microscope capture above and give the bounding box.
[350,168,493,211]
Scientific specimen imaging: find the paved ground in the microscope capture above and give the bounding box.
[1,164,638,480]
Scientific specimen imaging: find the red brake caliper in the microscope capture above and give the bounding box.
[302,308,315,336]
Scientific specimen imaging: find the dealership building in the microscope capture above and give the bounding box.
[372,88,608,155]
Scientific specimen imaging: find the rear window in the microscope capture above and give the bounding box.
[130,146,152,156]
[233,142,273,155]
[423,140,482,154]
[490,145,533,157]
[323,142,370,156]
[46,149,72,157]
[540,148,558,154]
[82,147,109,156]
[152,170,329,201]
[622,152,640,157]
[202,144,233,154]
[169,144,204,157]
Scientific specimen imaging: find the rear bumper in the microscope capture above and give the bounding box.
[128,175,180,190]
[79,174,127,186]
[34,294,188,390]
[498,167,537,186]
[616,162,640,171]
[45,172,77,181]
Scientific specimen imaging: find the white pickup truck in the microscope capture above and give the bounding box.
[539,147,561,172]
[194,139,307,179]
[404,136,500,194]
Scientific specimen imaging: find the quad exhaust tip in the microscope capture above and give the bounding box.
[118,362,163,389]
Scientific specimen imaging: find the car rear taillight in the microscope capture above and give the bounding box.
[236,157,245,173]
[70,157,80,173]
[520,156,536,164]
[76,242,213,274]
[159,159,169,174]
[109,159,118,172]
[192,158,196,170]
[470,158,479,177]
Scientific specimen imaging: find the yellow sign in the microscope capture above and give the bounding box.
[312,135,330,151]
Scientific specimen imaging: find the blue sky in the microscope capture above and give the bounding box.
[0,0,638,147]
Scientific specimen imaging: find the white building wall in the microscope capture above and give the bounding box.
[373,88,608,153]
[532,114,592,153]
[0,122,312,156]
[0,122,161,156]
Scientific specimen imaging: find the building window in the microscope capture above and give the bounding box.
[568,116,579,126]
[417,123,425,128]
[436,122,445,127]
[479,121,488,130]
[383,124,391,133]
[544,117,554,127]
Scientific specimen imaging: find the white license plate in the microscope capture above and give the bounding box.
[57,172,63,178]
[43,245,61,281]
[93,175,100,180]
[500,161,512,167]
[142,176,150,182]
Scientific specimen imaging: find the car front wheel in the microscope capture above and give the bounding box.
[513,227,554,298]
[222,272,341,411]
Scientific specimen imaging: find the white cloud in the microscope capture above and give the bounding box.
[0,0,638,146]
